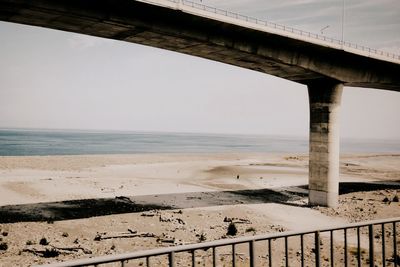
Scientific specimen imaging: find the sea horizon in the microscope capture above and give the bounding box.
[0,128,399,156]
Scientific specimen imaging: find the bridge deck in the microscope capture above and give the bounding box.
[0,0,399,90]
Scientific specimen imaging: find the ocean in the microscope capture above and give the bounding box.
[0,129,399,156]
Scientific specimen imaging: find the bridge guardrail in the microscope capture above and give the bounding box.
[37,216,400,267]
[161,0,400,62]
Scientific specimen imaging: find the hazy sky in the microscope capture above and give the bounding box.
[0,0,399,139]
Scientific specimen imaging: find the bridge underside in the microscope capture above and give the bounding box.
[1,0,400,90]
[1,0,400,207]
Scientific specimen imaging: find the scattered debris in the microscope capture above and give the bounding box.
[197,232,207,242]
[220,252,246,260]
[269,225,286,232]
[94,234,102,241]
[50,245,92,255]
[127,229,137,234]
[23,246,91,258]
[141,210,159,217]
[22,248,60,258]
[317,189,399,223]
[224,217,251,224]
[159,215,185,225]
[186,196,202,200]
[94,231,156,241]
[156,234,175,244]
[245,227,256,233]
[39,238,49,246]
[0,242,8,251]
[227,222,238,236]
[173,210,183,214]
[115,196,133,202]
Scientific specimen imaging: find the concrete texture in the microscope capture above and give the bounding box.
[0,0,399,91]
[308,81,343,207]
[0,0,399,207]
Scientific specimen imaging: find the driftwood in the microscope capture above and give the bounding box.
[93,228,181,244]
[156,237,175,243]
[23,245,92,257]
[51,245,92,254]
[223,217,251,224]
[22,248,60,257]
[95,231,156,241]
[155,233,177,244]
[172,210,183,214]
[141,210,159,217]
[159,216,185,225]
[127,228,137,234]
[115,196,133,202]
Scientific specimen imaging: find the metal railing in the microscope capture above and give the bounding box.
[157,0,400,62]
[38,217,399,266]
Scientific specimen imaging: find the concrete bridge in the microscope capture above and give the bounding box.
[1,0,399,207]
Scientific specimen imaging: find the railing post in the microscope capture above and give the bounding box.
[330,230,335,267]
[369,225,374,267]
[249,240,256,267]
[344,228,348,267]
[301,234,304,267]
[212,247,217,267]
[382,224,386,266]
[268,239,272,267]
[315,231,321,267]
[169,251,175,267]
[285,237,289,266]
[232,244,236,267]
[394,222,397,267]
[357,227,361,267]
[33,218,400,267]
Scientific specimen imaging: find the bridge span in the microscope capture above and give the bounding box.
[1,0,399,207]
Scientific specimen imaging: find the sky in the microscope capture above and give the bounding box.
[0,0,399,140]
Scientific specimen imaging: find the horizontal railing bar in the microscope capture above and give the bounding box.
[157,0,400,61]
[174,0,400,62]
[36,217,400,267]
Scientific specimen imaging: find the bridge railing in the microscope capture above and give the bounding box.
[36,217,399,266]
[161,0,400,62]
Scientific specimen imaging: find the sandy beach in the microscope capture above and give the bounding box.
[0,153,399,266]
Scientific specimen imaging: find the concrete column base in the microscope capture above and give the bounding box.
[308,80,343,208]
[309,189,338,207]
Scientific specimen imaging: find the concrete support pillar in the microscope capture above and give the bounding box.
[308,81,343,207]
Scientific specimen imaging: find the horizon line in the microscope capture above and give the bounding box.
[1,126,400,142]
